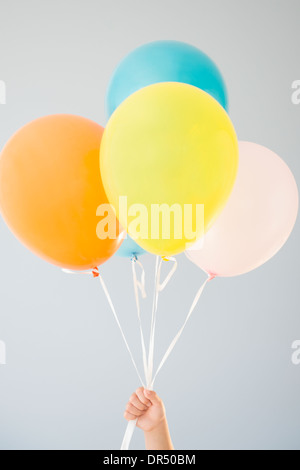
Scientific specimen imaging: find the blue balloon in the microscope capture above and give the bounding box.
[106,40,228,118]
[117,236,147,258]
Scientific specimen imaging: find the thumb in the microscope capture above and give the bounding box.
[144,389,161,406]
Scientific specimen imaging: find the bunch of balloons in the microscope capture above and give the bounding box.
[0,39,298,451]
[0,40,297,278]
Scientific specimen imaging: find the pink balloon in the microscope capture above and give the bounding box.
[186,141,299,277]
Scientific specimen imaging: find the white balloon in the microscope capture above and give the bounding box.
[186,142,299,277]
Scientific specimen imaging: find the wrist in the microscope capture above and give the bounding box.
[144,417,174,451]
[144,416,167,434]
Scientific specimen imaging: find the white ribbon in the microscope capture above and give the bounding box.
[131,256,148,386]
[151,274,214,388]
[62,267,145,388]
[63,264,213,452]
[99,274,146,388]
[121,256,177,451]
[63,266,147,451]
[147,256,177,386]
[121,419,138,450]
[121,257,149,451]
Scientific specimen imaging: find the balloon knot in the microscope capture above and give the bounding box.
[131,254,138,263]
[162,256,170,262]
[92,267,100,278]
[208,273,216,282]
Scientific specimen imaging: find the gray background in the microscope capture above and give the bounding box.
[0,0,299,450]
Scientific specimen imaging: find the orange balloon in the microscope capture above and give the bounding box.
[0,114,123,270]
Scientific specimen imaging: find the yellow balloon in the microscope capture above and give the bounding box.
[100,82,238,256]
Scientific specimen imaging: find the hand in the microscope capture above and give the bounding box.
[124,387,166,432]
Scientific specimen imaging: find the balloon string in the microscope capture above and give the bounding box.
[122,256,153,451]
[151,274,214,388]
[121,419,138,450]
[131,256,148,384]
[147,256,177,388]
[147,256,160,386]
[62,267,145,388]
[122,256,177,451]
[63,266,146,450]
[159,256,178,291]
[98,274,146,387]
